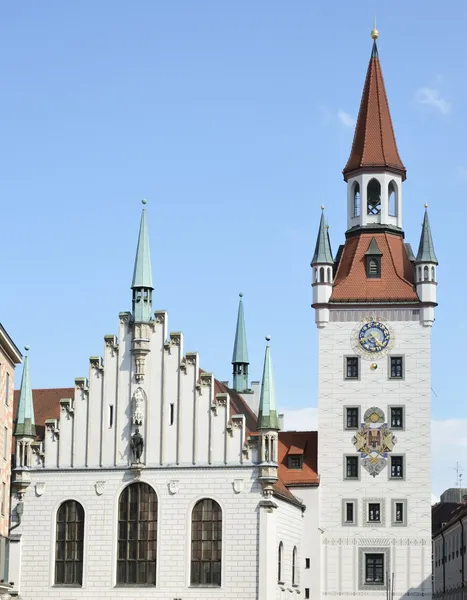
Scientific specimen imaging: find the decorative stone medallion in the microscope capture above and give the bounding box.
[95,481,106,496]
[35,482,45,497]
[352,407,397,477]
[168,480,179,495]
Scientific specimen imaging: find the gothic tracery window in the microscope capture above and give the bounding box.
[55,500,84,586]
[191,498,222,586]
[117,483,158,585]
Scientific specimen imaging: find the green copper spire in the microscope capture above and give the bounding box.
[416,207,438,264]
[132,199,154,322]
[311,208,333,265]
[232,293,249,392]
[14,346,36,437]
[257,336,280,431]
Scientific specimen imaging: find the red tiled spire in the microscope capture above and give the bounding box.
[343,41,406,182]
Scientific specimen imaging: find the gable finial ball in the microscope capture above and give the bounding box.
[239,292,243,298]
[321,204,325,210]
[424,203,428,209]
[265,335,271,342]
[141,198,148,205]
[24,345,30,352]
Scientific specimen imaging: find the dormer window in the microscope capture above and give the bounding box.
[288,455,303,469]
[365,237,382,279]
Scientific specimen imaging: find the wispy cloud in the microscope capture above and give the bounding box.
[415,87,451,115]
[337,109,355,128]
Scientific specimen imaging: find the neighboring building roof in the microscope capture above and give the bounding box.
[0,324,22,366]
[13,387,73,442]
[432,502,467,537]
[132,200,153,290]
[278,431,319,486]
[330,231,418,303]
[343,41,406,182]
[14,352,36,437]
[231,294,249,365]
[311,211,333,265]
[416,209,438,264]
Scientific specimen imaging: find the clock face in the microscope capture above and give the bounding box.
[358,321,390,354]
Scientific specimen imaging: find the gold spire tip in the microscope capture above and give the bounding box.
[424,203,428,209]
[371,17,379,40]
[321,204,325,210]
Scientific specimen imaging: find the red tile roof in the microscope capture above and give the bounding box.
[278,431,319,486]
[330,232,418,303]
[343,43,406,182]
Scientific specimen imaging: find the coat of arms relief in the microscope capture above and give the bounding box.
[352,407,397,477]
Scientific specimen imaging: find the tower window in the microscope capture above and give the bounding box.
[390,356,404,379]
[368,503,381,522]
[367,179,382,215]
[424,265,429,281]
[390,455,404,479]
[278,542,283,583]
[345,357,359,379]
[388,181,397,216]
[395,502,404,523]
[305,558,310,569]
[345,407,359,429]
[390,406,404,429]
[345,456,359,479]
[367,257,381,278]
[353,182,361,217]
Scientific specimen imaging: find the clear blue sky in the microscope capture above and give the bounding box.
[1,2,464,430]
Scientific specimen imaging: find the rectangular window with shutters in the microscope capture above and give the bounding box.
[344,456,359,480]
[345,407,360,430]
[390,356,404,379]
[390,456,404,479]
[390,406,404,429]
[345,357,359,379]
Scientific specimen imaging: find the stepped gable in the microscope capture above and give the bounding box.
[331,232,417,302]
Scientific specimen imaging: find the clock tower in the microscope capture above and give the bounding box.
[314,29,435,598]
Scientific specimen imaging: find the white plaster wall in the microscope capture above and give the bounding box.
[276,497,303,599]
[292,486,320,600]
[13,467,261,600]
[318,312,432,599]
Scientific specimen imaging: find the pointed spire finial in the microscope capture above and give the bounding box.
[416,208,438,264]
[424,203,428,209]
[141,198,147,205]
[257,336,280,431]
[14,346,36,437]
[371,16,379,40]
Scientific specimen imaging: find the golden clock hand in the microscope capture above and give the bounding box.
[370,332,382,348]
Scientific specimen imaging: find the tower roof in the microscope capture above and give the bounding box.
[14,347,36,437]
[257,337,280,431]
[343,39,406,182]
[132,200,153,290]
[416,208,438,264]
[311,210,334,265]
[232,293,249,364]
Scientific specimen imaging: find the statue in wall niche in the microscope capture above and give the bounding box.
[131,428,144,463]
[133,388,144,425]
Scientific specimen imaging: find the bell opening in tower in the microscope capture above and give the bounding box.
[367,179,381,215]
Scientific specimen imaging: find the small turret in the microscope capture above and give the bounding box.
[257,336,279,496]
[311,207,334,328]
[232,293,249,393]
[13,346,36,497]
[131,199,153,324]
[415,206,438,326]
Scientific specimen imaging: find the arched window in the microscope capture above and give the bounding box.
[292,546,298,585]
[388,181,397,216]
[117,483,158,585]
[353,182,361,217]
[418,266,422,281]
[327,267,331,283]
[278,541,283,582]
[424,266,429,281]
[319,267,325,282]
[367,179,381,215]
[55,500,84,586]
[191,499,222,586]
[431,266,435,281]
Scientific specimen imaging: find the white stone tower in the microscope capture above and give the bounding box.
[313,28,435,599]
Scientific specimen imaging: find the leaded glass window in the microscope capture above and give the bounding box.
[117,483,158,585]
[55,500,84,585]
[191,498,222,586]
